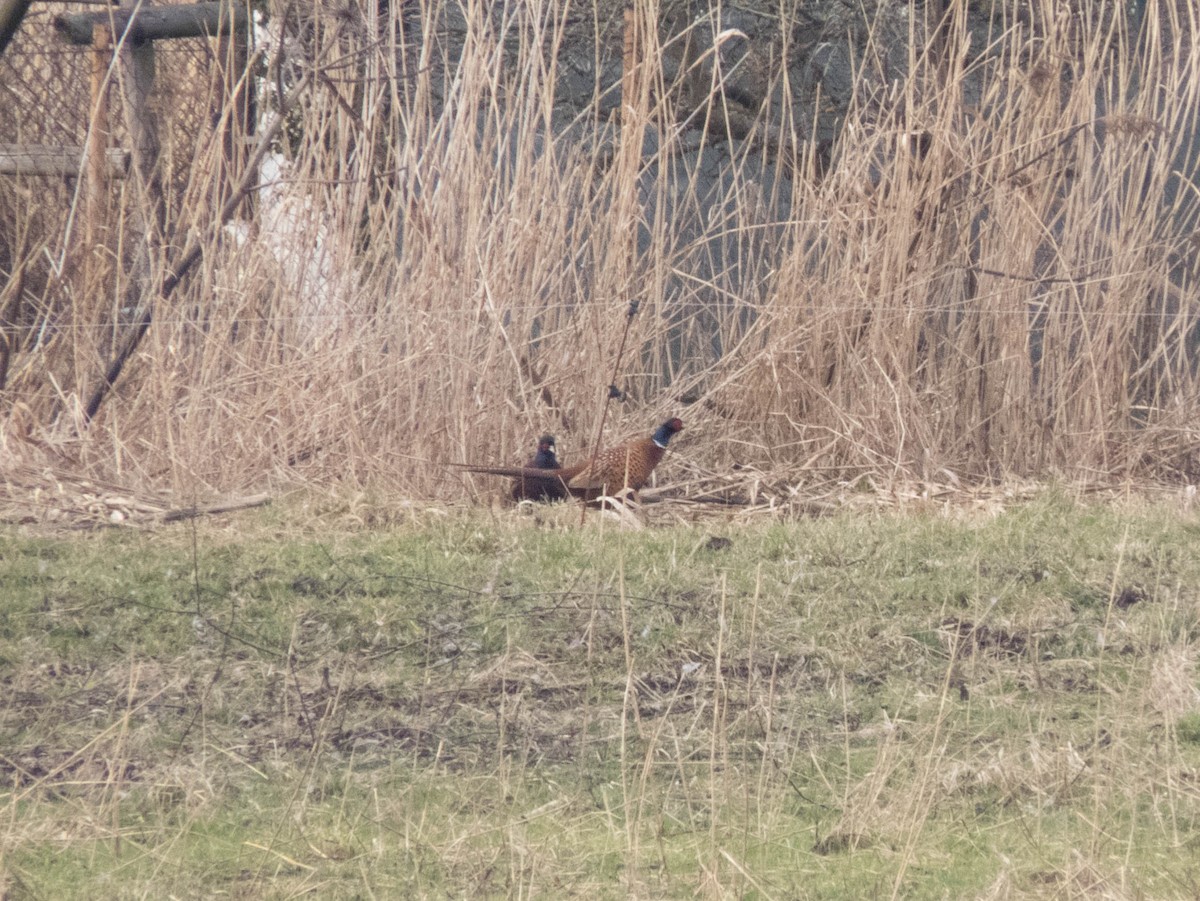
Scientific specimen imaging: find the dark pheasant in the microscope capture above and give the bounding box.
[510,434,567,501]
[456,418,683,502]
[527,434,559,469]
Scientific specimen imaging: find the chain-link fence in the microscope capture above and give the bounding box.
[1,1,247,406]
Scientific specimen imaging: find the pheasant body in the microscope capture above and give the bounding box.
[456,418,683,502]
[511,435,566,501]
[563,418,681,500]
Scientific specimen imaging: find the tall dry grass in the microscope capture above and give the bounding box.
[1,0,1199,499]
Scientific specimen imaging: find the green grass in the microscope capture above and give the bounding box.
[3,492,1200,898]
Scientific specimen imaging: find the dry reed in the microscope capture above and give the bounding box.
[1,0,1198,502]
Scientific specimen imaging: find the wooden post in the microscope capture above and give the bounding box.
[54,2,248,46]
[119,11,164,240]
[112,0,165,352]
[0,144,128,177]
[85,22,111,249]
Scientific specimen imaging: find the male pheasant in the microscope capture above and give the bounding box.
[509,434,567,501]
[456,417,683,502]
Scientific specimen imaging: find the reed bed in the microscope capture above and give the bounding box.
[1,0,1198,502]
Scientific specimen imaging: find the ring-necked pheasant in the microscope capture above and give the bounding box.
[527,434,559,469]
[510,434,566,501]
[456,418,683,502]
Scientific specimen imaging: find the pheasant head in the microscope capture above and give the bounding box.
[530,434,559,470]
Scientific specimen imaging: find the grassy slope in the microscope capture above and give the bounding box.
[2,493,1200,898]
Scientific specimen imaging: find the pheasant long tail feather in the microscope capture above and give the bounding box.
[452,464,533,477]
